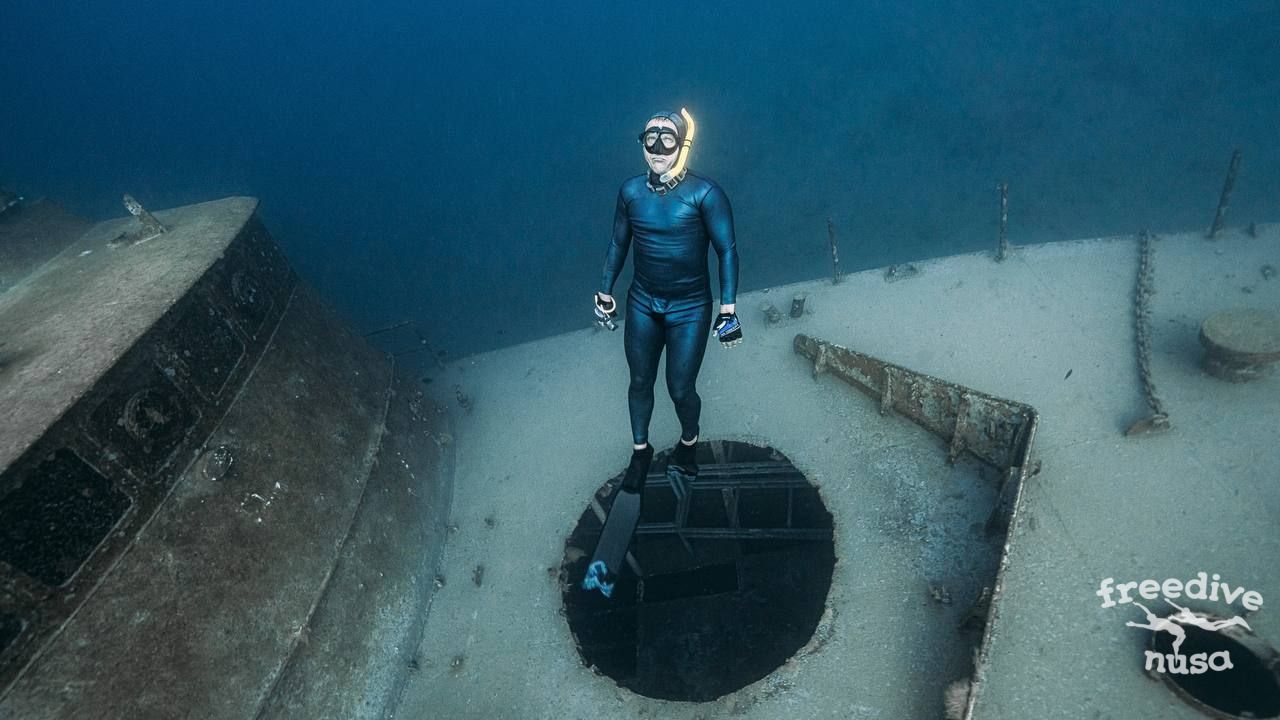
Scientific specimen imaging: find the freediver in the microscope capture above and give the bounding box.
[583,108,741,596]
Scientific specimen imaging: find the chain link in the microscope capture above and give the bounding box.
[1129,230,1169,434]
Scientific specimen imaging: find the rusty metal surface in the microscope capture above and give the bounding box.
[0,199,288,695]
[0,282,390,718]
[0,198,455,719]
[0,197,265,472]
[792,332,1040,720]
[256,369,456,720]
[793,333,1038,480]
[1200,308,1280,361]
[109,194,169,247]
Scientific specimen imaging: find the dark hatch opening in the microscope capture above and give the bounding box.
[562,440,836,702]
[1150,616,1280,719]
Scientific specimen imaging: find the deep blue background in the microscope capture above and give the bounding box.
[3,1,1277,365]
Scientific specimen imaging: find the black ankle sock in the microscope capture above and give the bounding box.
[672,439,697,469]
[622,445,653,492]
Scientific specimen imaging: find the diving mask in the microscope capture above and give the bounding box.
[638,127,680,155]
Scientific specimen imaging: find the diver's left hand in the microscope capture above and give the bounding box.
[713,312,742,348]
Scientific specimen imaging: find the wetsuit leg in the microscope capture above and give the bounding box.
[663,301,713,443]
[624,290,665,446]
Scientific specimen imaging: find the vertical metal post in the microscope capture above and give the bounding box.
[996,182,1009,262]
[790,293,807,318]
[1208,149,1242,239]
[827,217,842,284]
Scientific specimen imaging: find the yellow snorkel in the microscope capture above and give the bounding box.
[658,107,696,187]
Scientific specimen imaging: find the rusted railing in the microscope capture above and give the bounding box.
[793,333,1041,720]
[794,334,1038,501]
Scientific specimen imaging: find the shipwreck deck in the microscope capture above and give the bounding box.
[400,224,1279,719]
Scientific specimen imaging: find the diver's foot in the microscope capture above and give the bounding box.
[621,444,654,493]
[670,438,698,477]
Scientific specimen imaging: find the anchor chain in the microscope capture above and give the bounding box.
[1127,230,1170,435]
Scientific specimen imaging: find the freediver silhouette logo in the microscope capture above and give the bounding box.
[1097,573,1264,675]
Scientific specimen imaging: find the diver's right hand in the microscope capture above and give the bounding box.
[595,292,615,313]
[713,312,743,347]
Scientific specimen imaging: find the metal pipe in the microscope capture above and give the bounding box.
[1208,149,1242,239]
[996,182,1009,262]
[827,217,842,284]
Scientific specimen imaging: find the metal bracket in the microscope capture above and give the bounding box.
[109,194,167,247]
[795,333,1039,477]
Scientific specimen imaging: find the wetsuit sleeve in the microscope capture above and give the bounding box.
[701,184,739,306]
[599,188,632,295]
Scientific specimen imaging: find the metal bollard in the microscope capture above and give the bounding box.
[790,293,807,318]
[761,302,783,327]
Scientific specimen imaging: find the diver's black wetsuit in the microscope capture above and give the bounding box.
[599,170,739,446]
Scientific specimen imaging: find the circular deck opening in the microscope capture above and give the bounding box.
[561,440,835,702]
[1149,613,1280,719]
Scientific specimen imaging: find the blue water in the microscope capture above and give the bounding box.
[2,1,1277,363]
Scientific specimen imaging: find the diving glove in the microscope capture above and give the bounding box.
[713,312,742,347]
[594,292,618,331]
